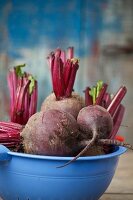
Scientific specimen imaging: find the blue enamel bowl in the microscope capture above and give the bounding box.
[0,145,126,200]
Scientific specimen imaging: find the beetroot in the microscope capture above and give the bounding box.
[41,92,84,119]
[75,105,113,158]
[21,109,80,156]
[77,105,113,140]
[58,103,132,167]
[41,47,85,118]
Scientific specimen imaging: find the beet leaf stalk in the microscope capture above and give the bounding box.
[7,64,38,125]
[0,122,23,148]
[85,81,108,106]
[47,47,79,100]
[101,92,111,109]
[109,104,125,139]
[107,86,127,116]
[83,87,93,106]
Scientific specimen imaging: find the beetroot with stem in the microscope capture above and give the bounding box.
[58,84,130,168]
[41,47,85,119]
[57,105,113,168]
[21,109,81,156]
[7,64,38,125]
[0,64,38,149]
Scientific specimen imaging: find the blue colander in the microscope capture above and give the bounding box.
[0,144,126,200]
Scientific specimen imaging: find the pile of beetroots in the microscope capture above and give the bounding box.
[0,47,133,167]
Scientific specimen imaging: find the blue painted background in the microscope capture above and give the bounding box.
[0,0,114,56]
[0,0,128,121]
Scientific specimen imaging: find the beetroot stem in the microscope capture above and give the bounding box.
[83,87,93,106]
[107,86,127,116]
[102,92,111,108]
[7,69,17,120]
[53,56,60,99]
[0,142,20,147]
[0,121,22,148]
[61,50,66,63]
[64,60,72,89]
[109,104,125,139]
[65,60,79,97]
[67,47,74,59]
[0,122,23,130]
[95,83,108,105]
[53,56,65,99]
[14,79,30,124]
[49,52,55,93]
[29,81,38,116]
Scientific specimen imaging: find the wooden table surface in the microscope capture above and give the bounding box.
[0,151,133,200]
[101,150,133,200]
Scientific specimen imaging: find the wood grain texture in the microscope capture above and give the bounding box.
[101,194,133,200]
[101,150,133,199]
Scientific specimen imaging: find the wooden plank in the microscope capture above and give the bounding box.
[101,193,133,200]
[106,150,133,193]
[101,151,133,199]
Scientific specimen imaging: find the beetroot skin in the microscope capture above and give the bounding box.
[77,105,113,140]
[21,109,80,156]
[41,92,85,119]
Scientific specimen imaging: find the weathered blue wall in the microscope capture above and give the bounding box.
[0,0,111,118]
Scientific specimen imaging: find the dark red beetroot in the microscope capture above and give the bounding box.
[75,105,113,157]
[41,92,84,119]
[21,109,80,156]
[41,47,85,119]
[58,104,133,168]
[77,105,113,140]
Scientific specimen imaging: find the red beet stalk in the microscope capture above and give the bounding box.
[7,65,38,125]
[101,92,111,109]
[83,87,93,106]
[107,86,127,116]
[53,55,65,99]
[109,104,125,139]
[95,83,108,105]
[29,81,38,117]
[0,122,23,148]
[67,47,74,59]
[64,59,72,90]
[65,59,79,97]
[48,47,79,99]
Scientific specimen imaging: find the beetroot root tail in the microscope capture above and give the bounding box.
[98,139,133,150]
[57,129,98,168]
